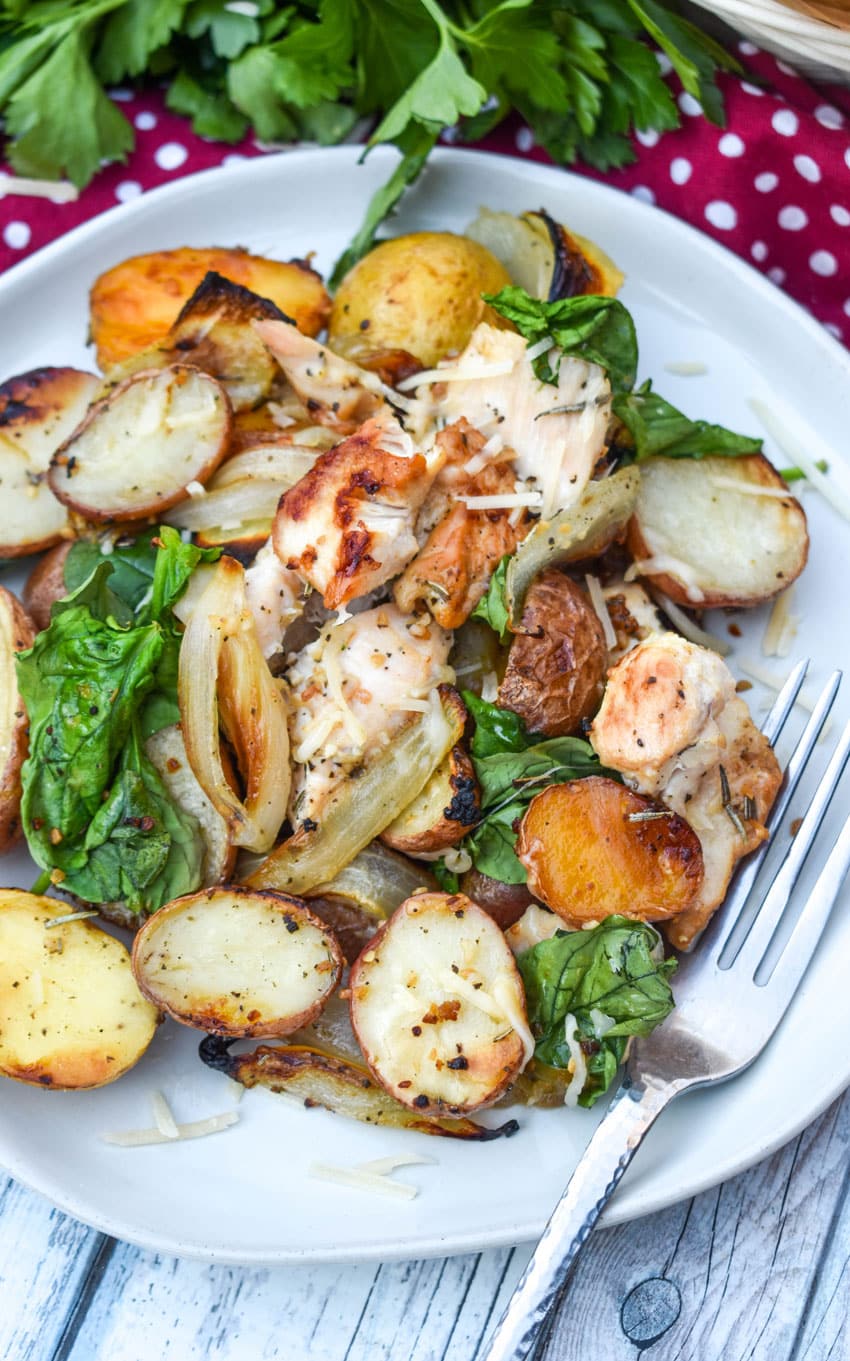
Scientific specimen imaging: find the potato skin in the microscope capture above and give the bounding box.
[497,571,607,736]
[459,869,535,931]
[0,588,35,853]
[626,453,809,608]
[23,541,72,631]
[90,247,331,368]
[517,776,704,927]
[329,232,512,368]
[380,745,480,855]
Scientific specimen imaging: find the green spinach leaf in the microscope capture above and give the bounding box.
[517,915,676,1105]
[613,380,763,461]
[483,286,638,393]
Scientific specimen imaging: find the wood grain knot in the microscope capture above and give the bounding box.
[620,1277,681,1348]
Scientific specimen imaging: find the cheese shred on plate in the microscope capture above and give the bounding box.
[102,1110,239,1147]
[563,1014,587,1109]
[307,1162,419,1200]
[584,573,617,650]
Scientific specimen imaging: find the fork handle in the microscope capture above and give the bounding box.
[481,1074,680,1361]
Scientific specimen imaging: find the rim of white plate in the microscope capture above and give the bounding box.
[1,145,849,1263]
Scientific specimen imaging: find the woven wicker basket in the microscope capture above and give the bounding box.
[690,0,850,82]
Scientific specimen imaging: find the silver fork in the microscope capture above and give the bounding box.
[482,660,850,1361]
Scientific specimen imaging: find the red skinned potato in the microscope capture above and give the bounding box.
[48,366,231,523]
[626,453,808,607]
[459,870,535,931]
[132,887,343,1038]
[497,570,606,736]
[350,892,532,1116]
[517,777,704,927]
[380,746,480,854]
[0,587,35,852]
[22,542,72,631]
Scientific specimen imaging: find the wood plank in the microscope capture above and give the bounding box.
[790,1135,850,1361]
[0,1176,106,1361]
[56,1240,530,1361]
[535,1090,850,1361]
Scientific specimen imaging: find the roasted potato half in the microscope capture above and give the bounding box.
[111,272,290,412]
[517,777,704,927]
[90,247,331,369]
[497,570,607,737]
[380,746,479,854]
[0,367,99,557]
[459,870,534,931]
[349,892,532,1116]
[0,890,158,1089]
[0,588,35,852]
[328,232,511,368]
[626,454,809,607]
[132,887,343,1037]
[49,366,231,522]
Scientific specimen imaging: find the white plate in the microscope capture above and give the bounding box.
[1,146,849,1265]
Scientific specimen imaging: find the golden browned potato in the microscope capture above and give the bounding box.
[349,892,532,1116]
[497,570,607,736]
[23,541,72,631]
[0,367,99,558]
[459,869,534,931]
[49,367,232,523]
[0,890,159,1089]
[90,247,331,369]
[328,232,512,368]
[517,777,704,928]
[132,887,343,1037]
[626,453,809,608]
[380,746,479,854]
[0,588,34,852]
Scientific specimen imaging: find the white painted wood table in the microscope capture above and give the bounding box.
[3,1088,850,1361]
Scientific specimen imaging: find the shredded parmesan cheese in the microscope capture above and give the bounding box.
[308,1162,418,1199]
[102,1110,239,1146]
[185,480,206,498]
[708,475,794,500]
[736,656,824,720]
[647,588,731,655]
[0,171,78,203]
[396,359,517,392]
[321,628,368,752]
[584,574,617,650]
[492,976,536,1069]
[625,556,706,603]
[749,395,850,523]
[761,586,798,659]
[563,1014,587,1108]
[150,1091,180,1140]
[443,846,473,874]
[357,1154,437,1175]
[526,336,556,362]
[589,1008,616,1038]
[459,491,542,510]
[664,361,708,376]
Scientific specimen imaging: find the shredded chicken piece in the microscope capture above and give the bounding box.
[395,420,531,627]
[273,410,434,609]
[590,632,781,948]
[244,538,305,658]
[286,602,453,826]
[254,319,386,432]
[421,325,611,516]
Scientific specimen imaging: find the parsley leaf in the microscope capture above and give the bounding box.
[95,0,188,83]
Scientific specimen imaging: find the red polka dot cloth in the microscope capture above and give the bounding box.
[1,41,848,344]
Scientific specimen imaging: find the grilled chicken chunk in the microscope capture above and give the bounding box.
[590,632,781,949]
[244,538,306,658]
[273,411,433,610]
[254,320,387,433]
[395,419,530,627]
[419,325,611,517]
[285,602,453,827]
[601,581,665,665]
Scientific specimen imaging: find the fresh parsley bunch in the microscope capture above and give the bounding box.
[0,0,737,275]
